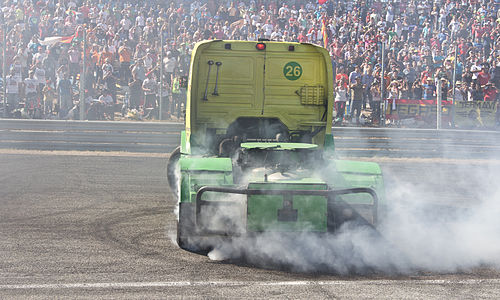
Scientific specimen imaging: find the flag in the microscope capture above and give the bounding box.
[318,0,328,4]
[321,18,328,49]
[40,34,75,46]
[61,35,75,43]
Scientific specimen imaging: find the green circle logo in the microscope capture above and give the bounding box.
[283,62,302,81]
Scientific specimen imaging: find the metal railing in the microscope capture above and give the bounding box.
[1,119,500,158]
[0,119,183,153]
[332,127,500,158]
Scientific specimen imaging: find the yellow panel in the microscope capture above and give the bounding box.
[194,52,264,128]
[263,53,328,130]
[186,40,334,148]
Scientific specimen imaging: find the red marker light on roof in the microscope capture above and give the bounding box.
[256,43,266,50]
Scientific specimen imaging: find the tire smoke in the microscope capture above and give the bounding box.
[201,162,500,275]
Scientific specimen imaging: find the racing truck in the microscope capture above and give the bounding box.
[167,40,385,253]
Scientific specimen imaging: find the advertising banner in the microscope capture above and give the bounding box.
[454,101,498,128]
[384,99,498,128]
[385,99,453,125]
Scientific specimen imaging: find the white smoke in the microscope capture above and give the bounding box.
[198,161,500,275]
[377,162,500,273]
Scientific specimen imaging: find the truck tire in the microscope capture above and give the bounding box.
[177,202,210,255]
[167,146,181,194]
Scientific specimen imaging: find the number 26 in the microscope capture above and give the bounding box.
[285,66,301,77]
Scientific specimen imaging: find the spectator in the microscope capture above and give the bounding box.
[334,80,348,124]
[423,78,436,100]
[5,70,20,115]
[68,46,80,83]
[128,73,143,111]
[57,73,73,118]
[118,43,132,84]
[412,80,423,100]
[453,82,465,102]
[483,82,497,101]
[23,72,39,113]
[350,77,364,125]
[142,72,158,118]
[361,65,374,109]
[99,89,115,120]
[370,82,382,125]
[0,0,497,123]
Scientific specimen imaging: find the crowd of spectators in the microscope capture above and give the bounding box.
[0,0,499,124]
[330,0,500,124]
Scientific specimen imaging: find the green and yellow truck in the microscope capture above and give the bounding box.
[167,40,385,253]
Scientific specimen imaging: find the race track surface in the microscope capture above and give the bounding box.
[1,151,499,299]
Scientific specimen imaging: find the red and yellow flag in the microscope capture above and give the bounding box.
[321,18,328,49]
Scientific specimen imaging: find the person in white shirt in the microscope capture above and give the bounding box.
[23,72,39,114]
[16,47,28,78]
[142,72,157,109]
[334,80,348,123]
[143,52,154,71]
[5,71,20,114]
[262,20,273,39]
[453,82,465,102]
[33,63,46,91]
[99,89,115,120]
[67,46,80,82]
[11,58,23,83]
[136,14,145,27]
[120,17,131,31]
[33,47,48,65]
[163,51,177,87]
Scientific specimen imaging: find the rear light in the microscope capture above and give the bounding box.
[256,43,266,50]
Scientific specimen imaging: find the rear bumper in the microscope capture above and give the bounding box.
[193,186,379,236]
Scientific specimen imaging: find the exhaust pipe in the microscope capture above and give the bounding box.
[212,62,222,96]
[202,60,214,101]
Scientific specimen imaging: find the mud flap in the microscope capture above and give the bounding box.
[327,198,377,232]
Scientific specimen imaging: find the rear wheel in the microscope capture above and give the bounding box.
[177,202,211,255]
[167,146,181,194]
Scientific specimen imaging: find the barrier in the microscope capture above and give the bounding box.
[1,119,500,158]
[384,99,499,129]
[332,127,500,158]
[0,119,183,153]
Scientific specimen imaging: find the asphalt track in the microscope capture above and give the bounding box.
[1,150,500,299]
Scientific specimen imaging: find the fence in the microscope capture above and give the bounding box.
[1,119,500,159]
[0,119,182,153]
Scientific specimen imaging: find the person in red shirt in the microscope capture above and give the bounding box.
[297,30,307,43]
[483,83,497,101]
[336,67,348,88]
[477,66,491,86]
[79,1,90,23]
[474,23,485,43]
[420,65,432,85]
